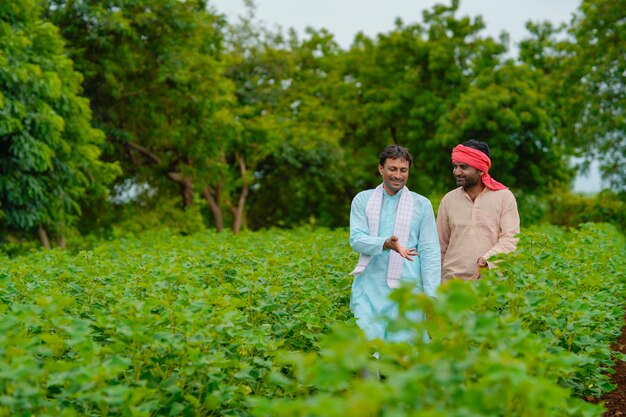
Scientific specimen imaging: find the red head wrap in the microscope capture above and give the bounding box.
[451,144,508,190]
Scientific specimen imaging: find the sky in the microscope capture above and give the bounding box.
[210,0,603,192]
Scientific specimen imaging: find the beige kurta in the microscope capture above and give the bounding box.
[437,187,520,282]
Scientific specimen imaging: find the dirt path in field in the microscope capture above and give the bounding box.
[595,314,626,416]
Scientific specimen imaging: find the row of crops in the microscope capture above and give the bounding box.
[1,223,625,416]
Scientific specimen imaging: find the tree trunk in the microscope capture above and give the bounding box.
[203,186,224,232]
[168,172,194,208]
[126,141,193,208]
[57,221,66,248]
[38,225,51,249]
[389,124,398,144]
[231,187,248,234]
[231,153,249,235]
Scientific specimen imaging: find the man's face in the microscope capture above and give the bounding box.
[379,157,410,195]
[453,163,483,189]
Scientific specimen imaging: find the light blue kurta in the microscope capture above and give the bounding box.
[349,188,441,341]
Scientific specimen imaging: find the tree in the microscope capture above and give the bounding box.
[568,0,625,191]
[218,10,346,231]
[45,0,235,226]
[241,28,350,228]
[0,0,120,247]
[436,62,574,191]
[519,0,625,192]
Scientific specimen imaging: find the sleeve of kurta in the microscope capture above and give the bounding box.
[349,192,386,256]
[418,198,441,297]
[436,197,450,264]
[483,191,520,263]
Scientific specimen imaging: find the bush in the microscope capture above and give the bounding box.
[515,190,625,230]
[545,190,625,230]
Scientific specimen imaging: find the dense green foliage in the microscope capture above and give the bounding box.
[518,0,626,192]
[545,191,625,230]
[516,188,626,231]
[219,19,346,230]
[1,225,624,416]
[0,228,353,415]
[1,0,624,240]
[568,0,625,191]
[2,1,624,415]
[255,224,626,417]
[0,0,120,246]
[44,0,237,229]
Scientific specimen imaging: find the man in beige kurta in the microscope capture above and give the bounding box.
[437,140,520,282]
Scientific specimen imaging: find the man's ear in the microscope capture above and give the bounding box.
[378,164,384,175]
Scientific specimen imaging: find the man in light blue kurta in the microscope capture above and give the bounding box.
[349,145,441,341]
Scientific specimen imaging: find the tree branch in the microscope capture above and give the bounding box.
[127,141,162,165]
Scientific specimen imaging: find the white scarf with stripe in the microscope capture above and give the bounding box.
[350,183,414,288]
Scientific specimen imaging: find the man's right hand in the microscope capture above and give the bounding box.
[471,257,488,280]
[384,236,418,261]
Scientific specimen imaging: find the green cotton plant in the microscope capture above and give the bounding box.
[488,223,626,397]
[0,227,354,416]
[0,224,623,416]
[249,223,624,417]
[251,283,603,417]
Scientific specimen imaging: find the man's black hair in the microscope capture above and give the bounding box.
[379,145,413,167]
[462,139,490,158]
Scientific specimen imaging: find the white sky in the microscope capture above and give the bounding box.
[210,0,603,192]
[211,0,580,51]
